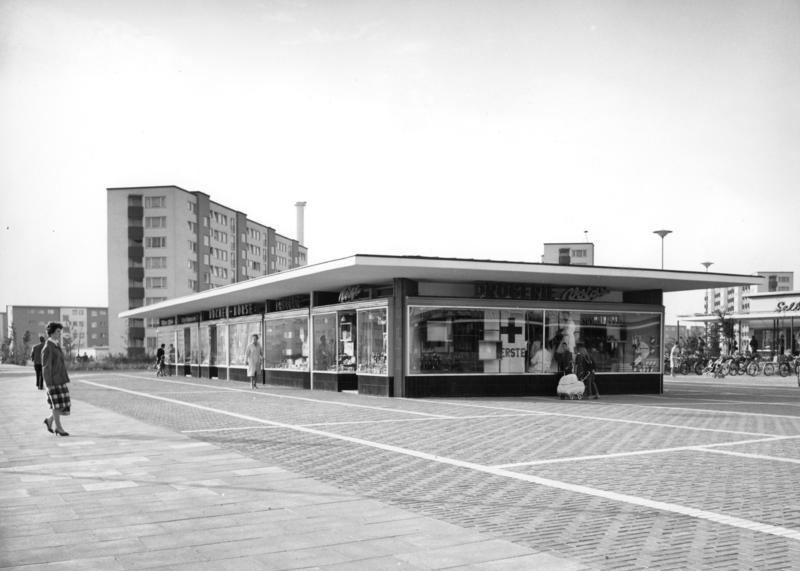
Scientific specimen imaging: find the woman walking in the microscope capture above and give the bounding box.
[245,334,263,389]
[42,322,71,436]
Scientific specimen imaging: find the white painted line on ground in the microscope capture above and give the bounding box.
[411,399,782,438]
[79,378,800,543]
[301,413,543,428]
[493,435,800,468]
[112,373,456,419]
[182,426,277,433]
[699,447,800,465]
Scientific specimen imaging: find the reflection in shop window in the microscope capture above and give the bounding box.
[337,310,357,371]
[199,326,210,366]
[313,314,337,372]
[264,316,309,370]
[357,308,388,375]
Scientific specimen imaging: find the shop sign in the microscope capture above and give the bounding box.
[228,302,263,318]
[476,282,609,302]
[158,317,176,326]
[177,313,199,325]
[339,285,364,303]
[776,300,800,313]
[271,295,309,312]
[203,306,227,320]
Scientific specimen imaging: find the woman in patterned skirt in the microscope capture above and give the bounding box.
[42,322,71,436]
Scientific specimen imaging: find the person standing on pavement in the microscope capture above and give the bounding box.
[576,342,599,399]
[31,335,45,390]
[670,341,681,378]
[42,322,71,436]
[245,334,263,389]
[749,335,759,357]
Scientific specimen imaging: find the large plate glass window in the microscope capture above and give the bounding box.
[229,321,262,366]
[409,306,661,375]
[199,325,210,366]
[357,308,388,375]
[312,313,337,371]
[264,315,309,370]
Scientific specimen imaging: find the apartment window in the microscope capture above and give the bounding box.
[91,333,98,340]
[188,279,198,290]
[203,254,210,265]
[187,260,198,271]
[571,249,586,258]
[144,196,166,208]
[145,297,166,305]
[203,272,210,284]
[779,277,790,282]
[241,249,247,260]
[188,240,198,253]
[145,216,167,228]
[146,337,157,351]
[188,221,198,233]
[145,236,166,248]
[147,318,159,328]
[145,277,167,289]
[145,256,167,269]
[188,201,197,213]
[203,235,209,246]
[48,309,55,314]
[203,216,209,227]
[252,261,261,272]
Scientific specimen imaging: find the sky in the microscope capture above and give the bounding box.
[1,0,799,324]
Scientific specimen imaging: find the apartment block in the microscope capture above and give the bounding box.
[108,185,308,357]
[5,305,108,355]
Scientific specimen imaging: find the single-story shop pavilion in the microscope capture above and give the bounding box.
[121,255,763,397]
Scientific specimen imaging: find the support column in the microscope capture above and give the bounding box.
[391,278,418,398]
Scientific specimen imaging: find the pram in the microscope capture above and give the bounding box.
[557,373,585,400]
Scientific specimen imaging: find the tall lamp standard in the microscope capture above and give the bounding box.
[653,229,672,269]
[701,261,713,313]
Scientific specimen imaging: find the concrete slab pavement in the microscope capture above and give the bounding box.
[0,365,586,571]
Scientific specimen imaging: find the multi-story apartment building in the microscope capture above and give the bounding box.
[108,185,308,357]
[4,305,109,356]
[706,271,795,315]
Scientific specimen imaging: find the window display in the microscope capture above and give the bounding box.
[199,325,210,365]
[337,310,357,371]
[357,308,388,375]
[156,328,174,362]
[264,314,309,370]
[313,313,337,372]
[229,321,262,366]
[409,306,661,375]
[189,326,199,364]
[214,324,228,367]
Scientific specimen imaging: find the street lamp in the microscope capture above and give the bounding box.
[653,229,672,269]
[701,262,713,315]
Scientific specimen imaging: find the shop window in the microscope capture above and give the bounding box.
[357,308,388,375]
[312,313,338,372]
[228,321,262,366]
[198,325,210,365]
[408,306,661,375]
[264,315,309,370]
[337,311,357,371]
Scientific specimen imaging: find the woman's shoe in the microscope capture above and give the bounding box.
[54,429,69,437]
[43,418,54,433]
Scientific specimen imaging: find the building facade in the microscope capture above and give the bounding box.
[121,255,760,397]
[108,186,308,358]
[5,305,108,358]
[541,243,595,266]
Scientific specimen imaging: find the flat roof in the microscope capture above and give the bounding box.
[120,254,765,319]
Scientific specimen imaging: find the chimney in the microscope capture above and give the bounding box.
[295,201,307,245]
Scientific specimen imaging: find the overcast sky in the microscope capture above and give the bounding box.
[1,0,798,324]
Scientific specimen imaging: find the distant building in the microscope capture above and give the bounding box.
[0,312,6,345]
[107,185,308,358]
[541,243,594,266]
[5,305,109,358]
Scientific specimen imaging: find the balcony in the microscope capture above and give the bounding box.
[128,226,144,241]
[127,205,144,219]
[128,267,144,281]
[128,286,144,300]
[128,246,144,260]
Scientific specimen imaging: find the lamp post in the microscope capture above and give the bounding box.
[701,262,713,314]
[653,229,672,269]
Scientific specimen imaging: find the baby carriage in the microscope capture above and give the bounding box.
[557,373,585,400]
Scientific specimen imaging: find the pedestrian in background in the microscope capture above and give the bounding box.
[245,334,263,389]
[670,341,681,378]
[576,342,599,399]
[31,335,45,390]
[42,322,71,436]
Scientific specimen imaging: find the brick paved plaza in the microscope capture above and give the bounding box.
[2,365,800,570]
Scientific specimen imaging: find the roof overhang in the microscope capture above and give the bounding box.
[120,254,765,320]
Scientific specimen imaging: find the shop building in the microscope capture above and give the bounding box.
[684,289,800,358]
[121,255,760,397]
